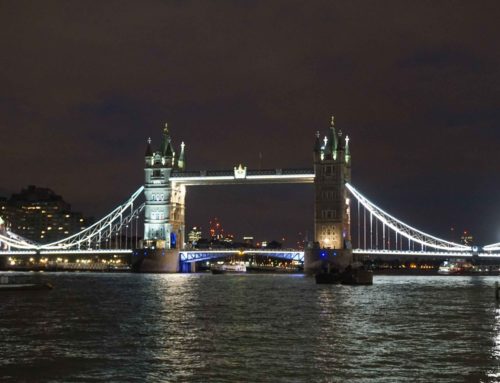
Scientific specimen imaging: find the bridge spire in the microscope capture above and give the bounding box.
[314,131,322,153]
[345,135,350,163]
[178,141,186,170]
[145,137,153,157]
[328,115,338,159]
[160,122,174,158]
[336,122,344,151]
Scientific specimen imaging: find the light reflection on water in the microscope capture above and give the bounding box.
[1,273,500,382]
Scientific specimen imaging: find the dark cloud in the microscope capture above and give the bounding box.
[1,1,500,245]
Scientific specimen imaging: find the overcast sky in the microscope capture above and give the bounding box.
[1,1,499,245]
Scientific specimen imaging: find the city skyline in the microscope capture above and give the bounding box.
[1,2,500,244]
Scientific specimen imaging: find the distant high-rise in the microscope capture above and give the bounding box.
[0,185,92,243]
[461,230,474,245]
[187,226,202,244]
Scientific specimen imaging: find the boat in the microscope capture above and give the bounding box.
[438,260,472,275]
[211,263,246,274]
[246,265,301,273]
[0,282,53,291]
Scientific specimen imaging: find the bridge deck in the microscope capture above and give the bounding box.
[170,168,314,185]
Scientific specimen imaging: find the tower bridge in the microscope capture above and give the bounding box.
[2,117,500,272]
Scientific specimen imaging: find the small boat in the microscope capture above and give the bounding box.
[211,263,246,274]
[0,282,53,291]
[246,265,301,273]
[438,260,472,275]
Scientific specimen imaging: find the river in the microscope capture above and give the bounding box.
[1,272,499,382]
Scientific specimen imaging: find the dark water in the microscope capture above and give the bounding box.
[1,272,500,382]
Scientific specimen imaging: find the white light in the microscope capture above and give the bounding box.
[170,173,315,185]
[346,183,470,251]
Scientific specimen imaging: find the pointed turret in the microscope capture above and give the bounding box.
[336,124,344,151]
[345,135,351,164]
[314,131,321,153]
[328,116,338,156]
[145,137,153,157]
[178,141,186,170]
[160,122,174,159]
[323,135,331,158]
[165,142,173,157]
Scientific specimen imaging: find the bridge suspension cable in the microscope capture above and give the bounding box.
[0,187,145,251]
[484,243,500,252]
[0,230,40,250]
[346,183,470,252]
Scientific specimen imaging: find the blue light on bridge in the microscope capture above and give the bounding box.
[170,232,177,248]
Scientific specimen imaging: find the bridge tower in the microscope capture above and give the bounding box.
[134,123,186,272]
[305,116,352,273]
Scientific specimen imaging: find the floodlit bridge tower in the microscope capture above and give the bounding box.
[305,117,353,273]
[134,123,186,272]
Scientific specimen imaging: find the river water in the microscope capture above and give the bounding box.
[1,272,500,382]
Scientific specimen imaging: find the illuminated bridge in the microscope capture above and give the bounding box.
[1,118,499,272]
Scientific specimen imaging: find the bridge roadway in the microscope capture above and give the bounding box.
[180,249,500,263]
[3,249,500,267]
[179,249,305,263]
[170,168,315,185]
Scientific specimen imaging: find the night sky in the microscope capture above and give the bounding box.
[1,1,500,246]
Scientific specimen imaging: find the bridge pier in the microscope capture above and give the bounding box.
[131,248,180,273]
[304,248,353,275]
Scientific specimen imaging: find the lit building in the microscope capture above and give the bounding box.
[0,185,92,243]
[187,226,202,244]
[461,230,473,245]
[209,217,224,240]
[243,236,254,246]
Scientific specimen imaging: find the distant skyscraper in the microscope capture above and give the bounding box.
[187,226,202,244]
[461,230,473,245]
